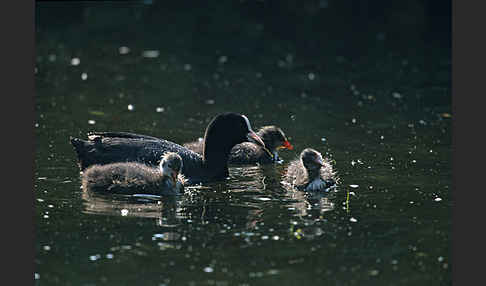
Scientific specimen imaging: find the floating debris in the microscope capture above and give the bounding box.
[349,184,359,188]
[205,99,215,105]
[203,266,214,273]
[441,113,452,118]
[392,92,403,99]
[120,209,129,216]
[81,73,88,80]
[183,64,192,71]
[156,107,165,113]
[89,110,105,116]
[434,197,442,202]
[349,217,358,223]
[127,104,134,111]
[88,120,96,125]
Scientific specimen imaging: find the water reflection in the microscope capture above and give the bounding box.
[80,163,339,234]
[81,190,189,227]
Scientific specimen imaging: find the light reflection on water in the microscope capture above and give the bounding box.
[80,165,339,231]
[35,3,451,284]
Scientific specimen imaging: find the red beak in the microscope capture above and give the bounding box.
[282,140,293,150]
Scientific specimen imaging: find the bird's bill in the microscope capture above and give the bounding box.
[279,140,294,150]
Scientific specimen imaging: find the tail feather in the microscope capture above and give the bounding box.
[70,136,88,170]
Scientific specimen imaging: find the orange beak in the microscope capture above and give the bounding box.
[282,140,293,150]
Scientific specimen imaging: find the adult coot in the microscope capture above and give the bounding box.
[82,152,186,195]
[183,125,293,164]
[283,148,337,192]
[71,112,267,183]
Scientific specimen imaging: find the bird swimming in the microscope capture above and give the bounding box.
[70,112,268,184]
[82,152,186,195]
[283,148,337,192]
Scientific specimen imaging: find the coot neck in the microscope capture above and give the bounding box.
[306,168,321,182]
[202,137,234,179]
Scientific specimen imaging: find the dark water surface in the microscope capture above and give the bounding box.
[35,2,451,285]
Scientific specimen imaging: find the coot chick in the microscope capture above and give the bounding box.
[283,148,337,192]
[183,125,293,164]
[82,152,186,195]
[70,112,267,184]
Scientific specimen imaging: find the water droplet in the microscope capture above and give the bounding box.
[261,235,269,240]
[308,73,316,80]
[321,137,326,142]
[203,266,214,273]
[71,58,80,66]
[81,73,88,80]
[184,64,192,71]
[34,273,40,280]
[43,245,51,251]
[156,107,165,113]
[392,92,402,99]
[369,269,379,276]
[119,46,130,55]
[218,56,228,64]
[438,256,444,262]
[205,99,215,105]
[88,120,96,125]
[272,235,280,240]
[349,217,358,223]
[127,104,134,111]
[351,118,356,124]
[142,50,159,58]
[89,254,100,261]
[106,253,114,259]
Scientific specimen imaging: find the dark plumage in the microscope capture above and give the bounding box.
[283,148,337,192]
[70,112,267,184]
[82,152,186,195]
[183,125,293,164]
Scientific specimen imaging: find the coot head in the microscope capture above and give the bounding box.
[203,113,266,157]
[159,152,183,184]
[257,125,293,159]
[301,148,325,171]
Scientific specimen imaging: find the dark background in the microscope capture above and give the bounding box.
[35,0,451,62]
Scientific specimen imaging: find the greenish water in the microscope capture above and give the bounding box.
[35,2,451,285]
